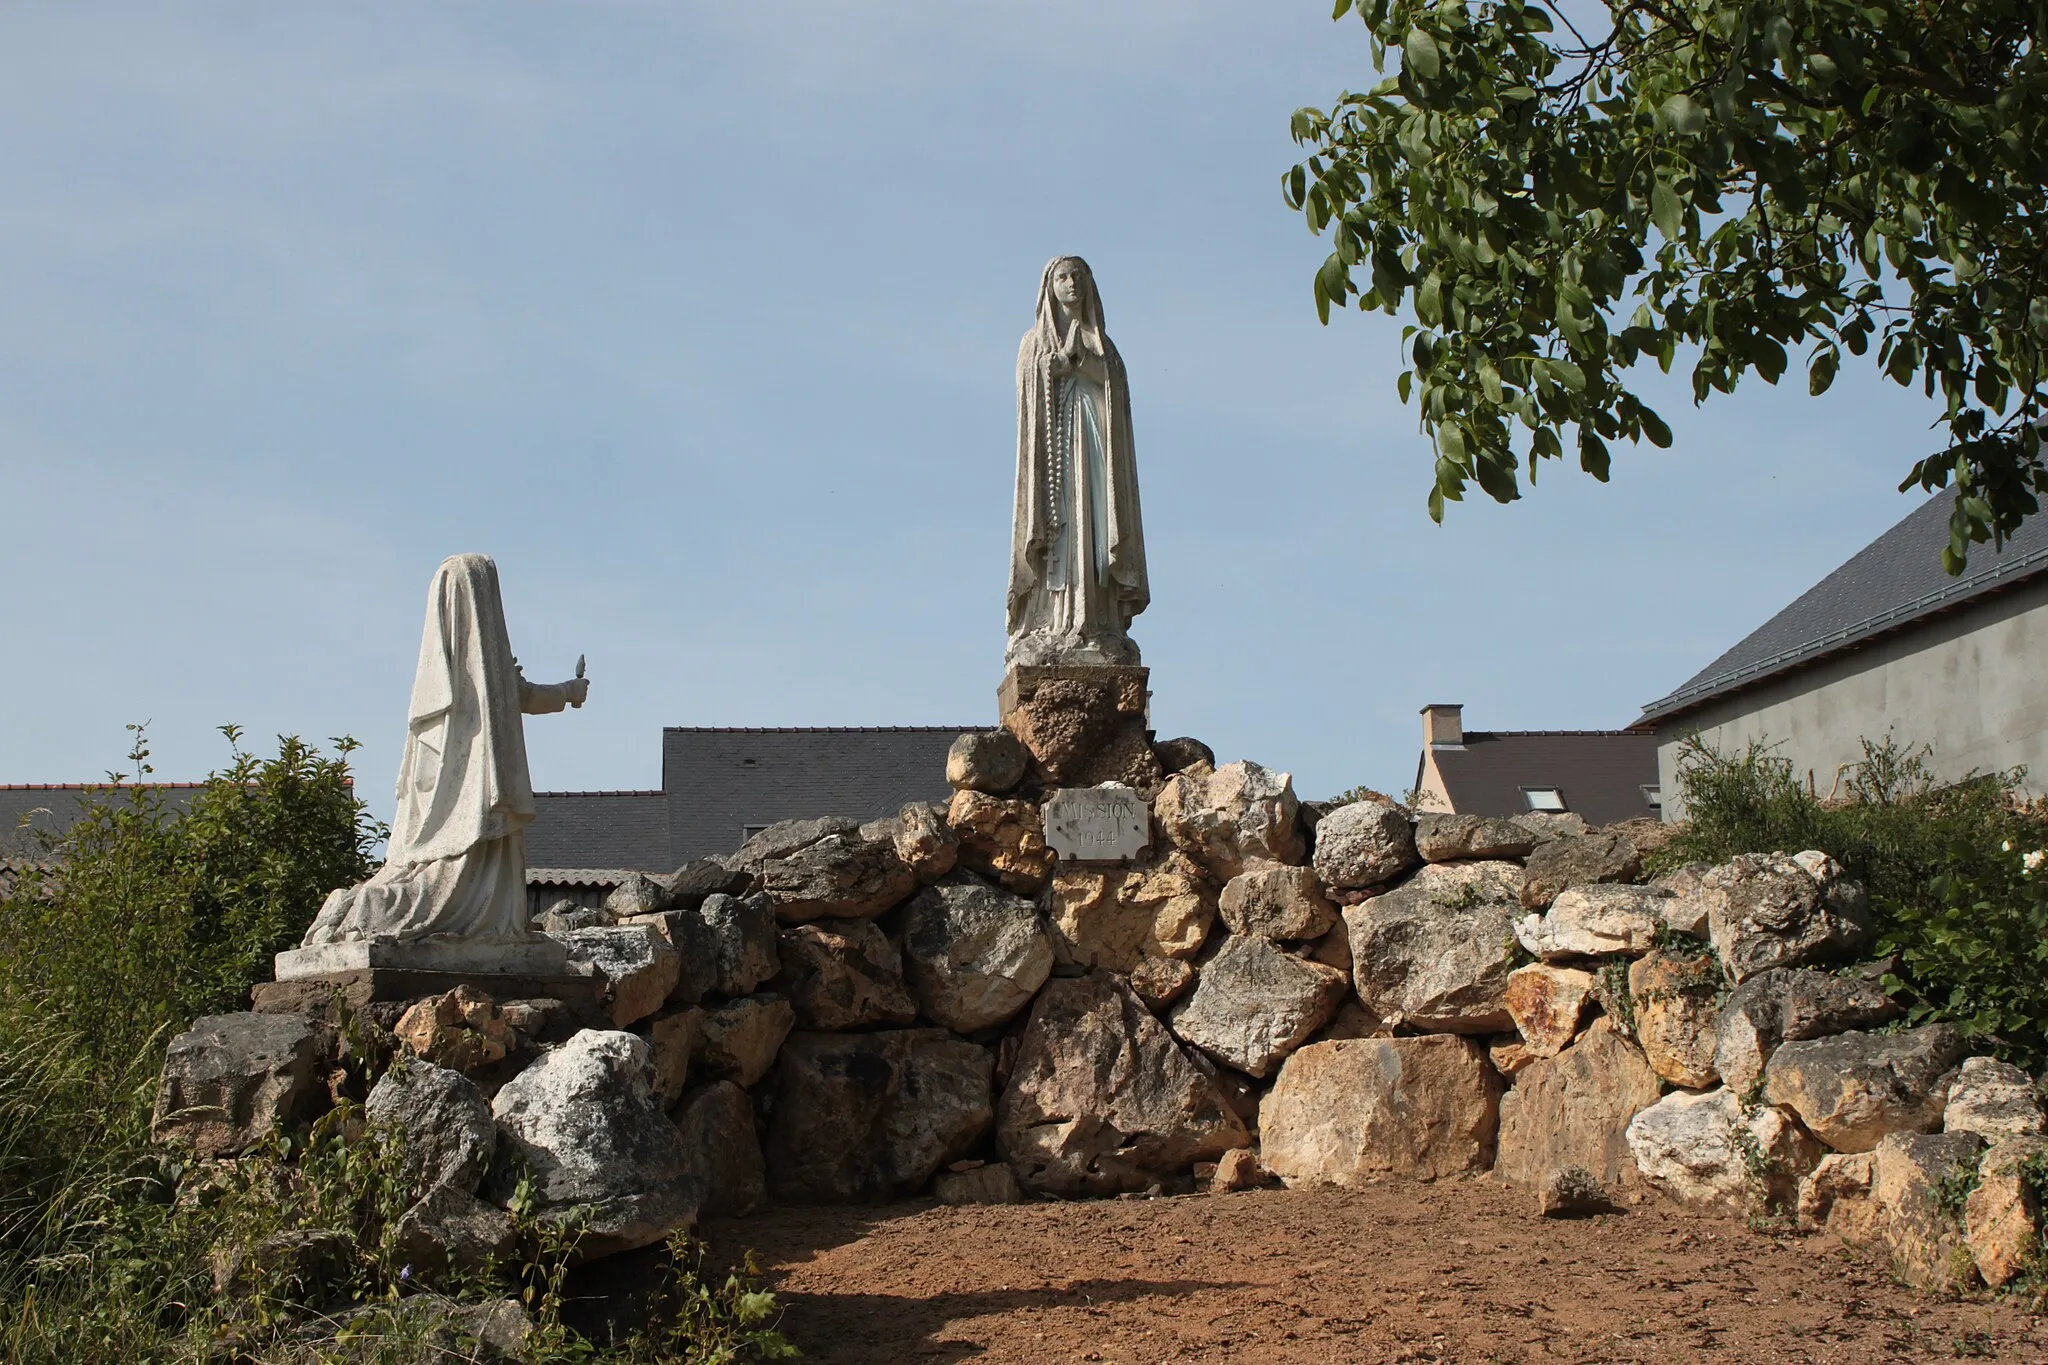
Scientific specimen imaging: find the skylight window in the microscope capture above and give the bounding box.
[1521,787,1567,812]
[1642,785,1664,810]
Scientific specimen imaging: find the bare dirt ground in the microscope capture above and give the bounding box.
[699,1177,2048,1364]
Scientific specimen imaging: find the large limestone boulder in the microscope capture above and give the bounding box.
[1045,852,1216,973]
[898,875,1054,1033]
[1871,1130,1986,1290]
[1519,832,1641,911]
[1513,884,1679,960]
[1763,1023,1965,1152]
[633,892,781,1005]
[1167,935,1348,1078]
[674,1081,766,1218]
[764,1030,993,1203]
[946,790,1055,895]
[364,1056,495,1193]
[1259,1035,1500,1185]
[648,1010,699,1107]
[777,919,917,1031]
[946,729,1028,794]
[1797,1151,1883,1242]
[1713,967,1900,1096]
[152,1012,324,1156]
[693,994,795,1089]
[1503,964,1597,1057]
[1309,797,1418,891]
[1628,951,1722,1089]
[1625,1087,1821,1216]
[1218,860,1337,941]
[1944,1056,2047,1139]
[556,924,680,1028]
[393,985,519,1072]
[1156,761,1306,881]
[489,1030,696,1259]
[663,857,754,909]
[997,974,1248,1195]
[604,872,670,920]
[1344,860,1522,1033]
[1965,1136,2047,1288]
[391,1183,518,1275]
[1497,1018,1663,1189]
[743,819,918,923]
[1003,673,1160,789]
[1413,813,1536,864]
[867,802,960,885]
[1702,851,1872,983]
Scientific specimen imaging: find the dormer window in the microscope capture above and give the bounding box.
[1521,786,1567,813]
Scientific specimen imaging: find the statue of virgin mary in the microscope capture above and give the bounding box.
[1007,256,1149,668]
[278,553,588,979]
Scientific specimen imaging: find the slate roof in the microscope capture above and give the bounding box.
[525,791,670,873]
[661,727,964,865]
[0,784,205,858]
[1424,731,1660,826]
[1641,487,2048,724]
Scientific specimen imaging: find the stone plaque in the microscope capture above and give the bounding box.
[1042,784,1151,864]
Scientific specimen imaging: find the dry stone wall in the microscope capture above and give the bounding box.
[153,691,2048,1290]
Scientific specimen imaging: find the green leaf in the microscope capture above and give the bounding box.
[1404,27,1441,80]
[1545,358,1587,391]
[1333,0,1355,16]
[1809,346,1839,396]
[1651,179,1682,241]
[1659,93,1705,136]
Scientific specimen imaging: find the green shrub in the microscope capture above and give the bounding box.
[1659,734,2048,1068]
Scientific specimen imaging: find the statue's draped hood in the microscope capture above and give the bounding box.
[389,553,536,864]
[1008,255,1149,636]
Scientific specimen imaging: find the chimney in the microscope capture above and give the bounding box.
[1421,703,1464,747]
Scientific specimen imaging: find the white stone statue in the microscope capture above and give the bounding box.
[276,553,588,980]
[1006,255,1149,668]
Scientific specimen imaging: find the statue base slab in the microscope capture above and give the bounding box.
[273,936,576,982]
[998,663,1150,722]
[998,664,1161,791]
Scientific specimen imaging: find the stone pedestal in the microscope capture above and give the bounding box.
[998,665,1161,791]
[260,937,600,1016]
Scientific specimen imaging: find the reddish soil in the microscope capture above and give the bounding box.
[701,1177,2047,1364]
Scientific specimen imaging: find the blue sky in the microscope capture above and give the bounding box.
[0,2,1951,816]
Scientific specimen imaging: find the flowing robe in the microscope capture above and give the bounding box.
[303,553,569,947]
[1007,259,1148,667]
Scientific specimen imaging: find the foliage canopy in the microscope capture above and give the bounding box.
[1289,0,2048,569]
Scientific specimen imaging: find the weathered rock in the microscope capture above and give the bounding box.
[1209,1147,1277,1192]
[1344,860,1523,1033]
[394,985,518,1072]
[1965,1136,2047,1288]
[1218,860,1338,941]
[211,1227,355,1302]
[1414,813,1538,864]
[946,790,1056,895]
[1537,1165,1608,1217]
[604,872,671,919]
[1519,832,1642,911]
[1944,1056,2047,1139]
[1648,863,1713,936]
[730,816,860,865]
[391,1182,518,1275]
[899,875,1054,1033]
[1513,812,1591,843]
[1625,1087,1821,1216]
[1259,1035,1500,1185]
[364,1056,495,1192]
[328,1296,530,1360]
[766,1030,993,1202]
[1713,968,1900,1097]
[536,902,610,933]
[556,925,680,1028]
[1046,852,1216,973]
[1503,964,1597,1058]
[634,892,782,1005]
[1871,1130,1985,1290]
[1152,736,1215,776]
[947,730,1029,794]
[934,1162,1024,1205]
[1168,935,1348,1078]
[648,1009,700,1107]
[1629,951,1723,1089]
[674,1080,766,1217]
[1514,884,1677,960]
[1763,1024,1965,1153]
[777,919,917,1031]
[1497,1018,1663,1189]
[868,802,960,885]
[152,1012,323,1156]
[998,974,1249,1195]
[1003,673,1161,789]
[1489,1038,1538,1078]
[749,821,918,922]
[1157,761,1306,881]
[693,994,796,1089]
[1702,851,1872,983]
[1797,1151,1882,1242]
[1128,955,1197,1009]
[665,857,753,908]
[1309,798,1419,891]
[489,1030,697,1258]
